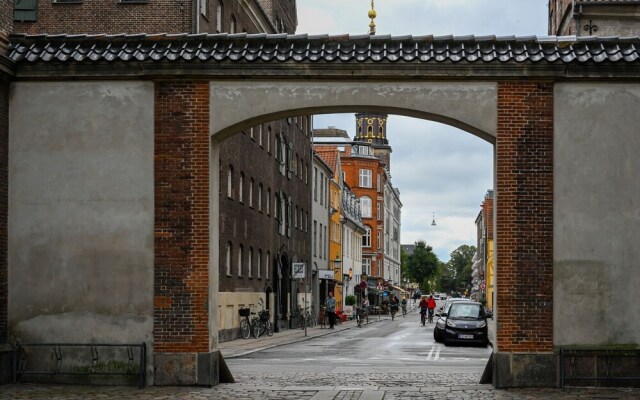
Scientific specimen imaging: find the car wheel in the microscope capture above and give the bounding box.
[433,328,441,342]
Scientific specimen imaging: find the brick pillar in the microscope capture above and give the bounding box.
[154,81,216,385]
[494,81,555,387]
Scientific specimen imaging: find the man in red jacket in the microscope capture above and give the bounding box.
[426,295,437,323]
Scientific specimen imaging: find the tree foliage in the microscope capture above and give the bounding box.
[438,244,476,295]
[406,240,439,290]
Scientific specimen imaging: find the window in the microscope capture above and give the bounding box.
[258,184,263,211]
[249,126,254,140]
[257,250,262,279]
[238,245,243,276]
[359,169,372,188]
[363,226,371,247]
[216,1,223,32]
[230,15,236,34]
[259,125,263,147]
[361,196,372,218]
[362,258,371,275]
[227,166,233,198]
[267,126,272,153]
[319,172,324,205]
[377,174,381,192]
[239,173,244,203]
[266,188,271,215]
[377,202,381,220]
[249,179,254,207]
[313,167,318,201]
[226,242,232,276]
[313,221,317,257]
[266,251,270,278]
[248,247,253,277]
[200,0,207,16]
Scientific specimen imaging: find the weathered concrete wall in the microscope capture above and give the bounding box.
[210,82,497,143]
[554,83,640,347]
[8,82,155,373]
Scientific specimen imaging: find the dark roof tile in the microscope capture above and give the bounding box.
[7,33,640,65]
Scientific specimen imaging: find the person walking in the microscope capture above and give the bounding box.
[326,291,337,329]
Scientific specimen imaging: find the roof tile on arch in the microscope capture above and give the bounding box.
[7,33,640,64]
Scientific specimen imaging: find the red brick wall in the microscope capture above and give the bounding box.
[154,81,210,353]
[496,81,554,353]
[15,0,193,34]
[0,80,7,343]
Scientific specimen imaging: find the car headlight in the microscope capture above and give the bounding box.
[478,321,486,328]
[446,320,457,328]
[436,320,445,329]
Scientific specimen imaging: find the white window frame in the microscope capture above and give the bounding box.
[359,169,372,188]
[363,226,372,247]
[361,196,372,218]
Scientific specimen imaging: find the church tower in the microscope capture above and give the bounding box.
[353,1,392,167]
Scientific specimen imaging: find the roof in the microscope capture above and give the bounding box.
[314,146,340,178]
[8,33,640,64]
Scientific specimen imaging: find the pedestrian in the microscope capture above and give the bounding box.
[326,291,337,329]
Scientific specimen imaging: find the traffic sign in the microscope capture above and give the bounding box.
[292,263,306,279]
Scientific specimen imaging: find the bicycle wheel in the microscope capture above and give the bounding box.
[240,319,251,339]
[252,320,262,338]
[266,321,274,336]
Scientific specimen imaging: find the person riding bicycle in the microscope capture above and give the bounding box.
[426,295,437,322]
[419,295,429,324]
[400,298,407,315]
[389,295,400,312]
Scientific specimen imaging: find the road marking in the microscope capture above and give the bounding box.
[426,345,441,361]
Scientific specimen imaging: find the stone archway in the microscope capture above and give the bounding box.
[6,34,640,389]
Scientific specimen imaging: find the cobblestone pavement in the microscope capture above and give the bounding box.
[3,376,640,399]
[4,311,640,399]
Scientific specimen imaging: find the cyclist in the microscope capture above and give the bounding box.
[389,295,400,320]
[400,297,407,317]
[419,295,429,326]
[427,295,437,323]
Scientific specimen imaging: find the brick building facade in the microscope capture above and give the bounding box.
[549,0,640,36]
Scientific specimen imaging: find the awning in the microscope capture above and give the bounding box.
[389,284,406,293]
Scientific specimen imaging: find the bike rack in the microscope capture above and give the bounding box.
[13,342,146,388]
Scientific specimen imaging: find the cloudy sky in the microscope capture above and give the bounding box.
[296,0,549,261]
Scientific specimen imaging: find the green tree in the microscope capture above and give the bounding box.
[406,240,440,291]
[448,244,476,294]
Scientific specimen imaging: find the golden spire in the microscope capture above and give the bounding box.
[368,0,377,35]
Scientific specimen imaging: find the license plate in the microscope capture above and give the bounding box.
[459,334,474,339]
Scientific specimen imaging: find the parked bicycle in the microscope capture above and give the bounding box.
[253,307,273,338]
[296,306,313,329]
[239,306,254,339]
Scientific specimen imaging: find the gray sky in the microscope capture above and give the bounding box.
[297,0,548,261]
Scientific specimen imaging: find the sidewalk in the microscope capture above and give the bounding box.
[219,314,388,358]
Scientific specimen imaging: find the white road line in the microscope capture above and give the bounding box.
[434,346,441,361]
[426,346,434,360]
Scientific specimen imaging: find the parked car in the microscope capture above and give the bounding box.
[435,297,466,317]
[433,301,488,347]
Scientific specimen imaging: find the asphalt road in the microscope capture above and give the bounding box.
[226,308,491,385]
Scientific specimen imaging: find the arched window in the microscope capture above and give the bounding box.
[230,15,236,34]
[238,245,243,276]
[361,196,372,218]
[362,226,372,247]
[216,1,223,33]
[248,247,253,277]
[227,165,233,198]
[239,172,244,203]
